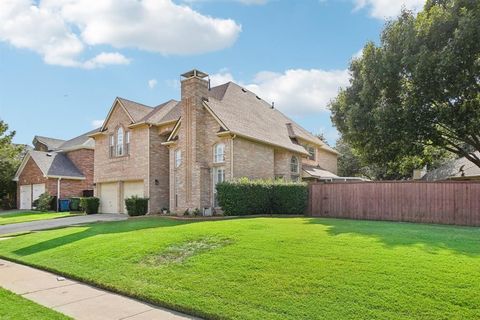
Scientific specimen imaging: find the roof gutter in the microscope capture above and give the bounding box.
[46,175,86,181]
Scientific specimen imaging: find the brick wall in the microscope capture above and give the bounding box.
[149,126,170,213]
[93,102,149,188]
[316,149,338,174]
[65,149,94,192]
[274,149,296,180]
[233,137,274,179]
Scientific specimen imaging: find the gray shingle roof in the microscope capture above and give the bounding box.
[33,136,66,151]
[58,128,99,150]
[29,150,84,178]
[205,82,332,155]
[422,152,480,181]
[140,100,180,124]
[117,97,153,122]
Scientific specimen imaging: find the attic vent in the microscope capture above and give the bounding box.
[241,88,247,93]
[256,95,261,100]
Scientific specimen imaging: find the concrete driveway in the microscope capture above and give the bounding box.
[0,214,127,236]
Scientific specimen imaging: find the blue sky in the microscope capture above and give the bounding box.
[0,0,424,146]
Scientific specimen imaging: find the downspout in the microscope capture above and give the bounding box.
[230,134,236,179]
[57,177,62,212]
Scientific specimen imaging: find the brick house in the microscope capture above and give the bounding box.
[14,131,96,210]
[91,69,338,214]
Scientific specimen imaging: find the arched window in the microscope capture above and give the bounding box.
[116,127,124,156]
[290,156,299,174]
[214,143,225,163]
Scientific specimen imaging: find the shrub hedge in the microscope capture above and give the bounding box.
[125,196,149,216]
[69,197,81,211]
[80,197,100,214]
[217,178,308,216]
[36,193,54,212]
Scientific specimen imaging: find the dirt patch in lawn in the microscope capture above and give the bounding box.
[142,236,234,266]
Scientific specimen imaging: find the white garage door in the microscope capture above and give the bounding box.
[99,183,119,214]
[19,185,32,210]
[32,184,45,202]
[123,181,145,213]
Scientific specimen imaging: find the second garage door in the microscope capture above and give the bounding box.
[99,183,119,214]
[123,181,145,213]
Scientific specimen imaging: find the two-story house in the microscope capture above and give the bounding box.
[91,69,338,214]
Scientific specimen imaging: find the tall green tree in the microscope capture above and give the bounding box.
[0,120,22,208]
[331,0,479,178]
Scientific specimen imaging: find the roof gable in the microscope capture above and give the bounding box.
[100,97,153,131]
[14,151,85,181]
[33,136,65,151]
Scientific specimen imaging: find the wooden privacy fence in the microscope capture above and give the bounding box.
[308,181,480,226]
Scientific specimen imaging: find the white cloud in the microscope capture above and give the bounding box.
[148,79,158,89]
[91,119,104,128]
[83,52,130,69]
[237,0,268,4]
[210,68,350,116]
[0,0,241,68]
[209,70,235,86]
[353,0,425,19]
[183,0,267,5]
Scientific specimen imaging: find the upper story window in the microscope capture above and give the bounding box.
[308,147,315,161]
[125,131,131,155]
[109,135,115,158]
[290,156,299,174]
[175,149,182,168]
[116,127,124,156]
[214,143,225,163]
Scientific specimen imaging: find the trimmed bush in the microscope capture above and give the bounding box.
[69,197,81,211]
[80,197,100,214]
[36,193,54,212]
[217,178,308,216]
[125,196,149,216]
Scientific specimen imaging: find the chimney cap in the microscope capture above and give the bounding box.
[181,69,209,79]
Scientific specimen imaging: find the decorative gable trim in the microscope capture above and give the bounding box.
[100,98,135,131]
[166,118,182,142]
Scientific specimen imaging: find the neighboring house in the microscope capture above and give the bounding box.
[420,152,480,181]
[13,130,97,210]
[91,69,338,214]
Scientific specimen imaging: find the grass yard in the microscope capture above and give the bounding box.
[0,212,73,226]
[0,287,70,319]
[0,217,479,319]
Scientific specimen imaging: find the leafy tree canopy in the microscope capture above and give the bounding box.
[331,0,479,179]
[0,120,23,204]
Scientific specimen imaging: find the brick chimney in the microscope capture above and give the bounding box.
[179,69,209,210]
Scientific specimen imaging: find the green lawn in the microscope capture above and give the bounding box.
[0,217,479,319]
[0,211,73,226]
[0,287,70,319]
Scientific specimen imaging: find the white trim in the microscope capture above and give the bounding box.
[166,118,182,142]
[13,153,33,181]
[46,175,86,180]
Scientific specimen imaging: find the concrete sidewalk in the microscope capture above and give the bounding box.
[0,213,127,236]
[0,259,198,320]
